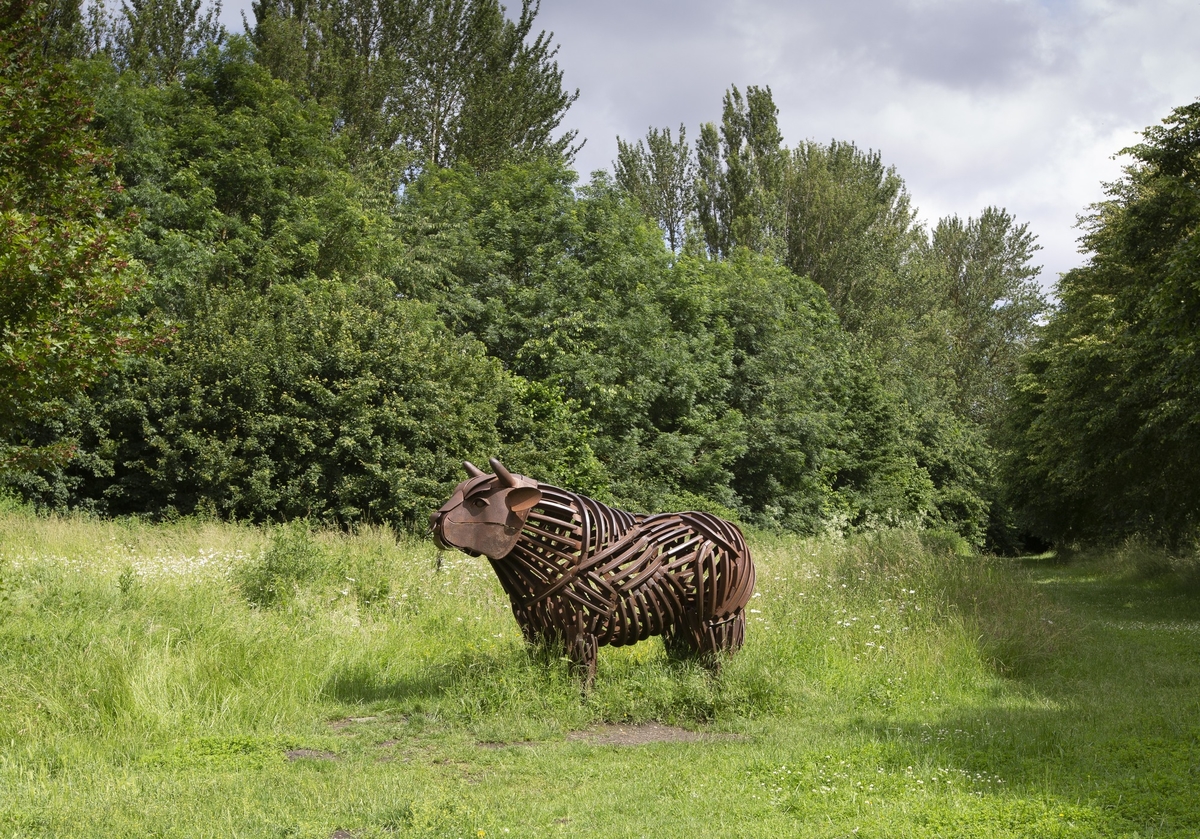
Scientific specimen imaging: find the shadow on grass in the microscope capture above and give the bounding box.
[857,559,1200,837]
[318,646,577,708]
[321,668,456,705]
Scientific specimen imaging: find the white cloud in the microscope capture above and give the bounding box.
[537,0,1200,289]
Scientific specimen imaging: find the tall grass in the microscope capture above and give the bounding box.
[0,508,1062,746]
[7,505,1132,837]
[1063,536,1200,592]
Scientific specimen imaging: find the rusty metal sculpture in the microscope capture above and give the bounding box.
[430,458,756,685]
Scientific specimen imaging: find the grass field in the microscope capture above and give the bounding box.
[1,500,1197,838]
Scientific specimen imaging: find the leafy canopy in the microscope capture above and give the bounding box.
[1004,99,1200,547]
[0,0,149,472]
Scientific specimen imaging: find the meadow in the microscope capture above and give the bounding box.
[1,499,1197,838]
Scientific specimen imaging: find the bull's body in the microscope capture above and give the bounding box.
[431,459,756,683]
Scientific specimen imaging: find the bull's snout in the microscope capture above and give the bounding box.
[429,509,449,549]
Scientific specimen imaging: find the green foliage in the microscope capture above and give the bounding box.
[250,0,578,174]
[695,84,786,259]
[923,207,1045,428]
[625,86,1047,544]
[19,277,520,526]
[614,123,696,252]
[106,0,224,83]
[0,0,150,473]
[397,161,736,512]
[3,16,1042,544]
[1003,99,1200,547]
[90,36,394,307]
[233,521,325,607]
[4,38,602,529]
[781,139,920,336]
[396,161,935,529]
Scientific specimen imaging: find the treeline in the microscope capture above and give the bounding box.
[3,0,1196,549]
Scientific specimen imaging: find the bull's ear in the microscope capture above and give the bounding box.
[504,486,542,514]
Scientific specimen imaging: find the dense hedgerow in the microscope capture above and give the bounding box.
[6,40,953,536]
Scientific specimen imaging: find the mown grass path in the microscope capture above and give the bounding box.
[996,559,1200,838]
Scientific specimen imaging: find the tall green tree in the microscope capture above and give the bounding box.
[251,0,577,175]
[0,0,148,472]
[924,208,1044,427]
[614,124,695,253]
[653,85,1046,543]
[91,36,395,309]
[395,161,937,531]
[782,139,920,336]
[695,84,786,259]
[11,38,592,526]
[1004,99,1200,547]
[108,0,224,82]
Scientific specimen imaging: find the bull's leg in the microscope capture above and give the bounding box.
[565,610,598,690]
[700,610,745,657]
[667,611,746,671]
[663,622,704,660]
[566,630,598,689]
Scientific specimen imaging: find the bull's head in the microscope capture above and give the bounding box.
[429,457,543,559]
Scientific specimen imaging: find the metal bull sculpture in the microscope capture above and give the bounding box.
[430,458,756,684]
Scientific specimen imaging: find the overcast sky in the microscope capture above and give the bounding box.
[223,0,1200,290]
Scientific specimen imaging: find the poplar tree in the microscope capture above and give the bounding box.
[109,0,223,82]
[925,208,1044,428]
[614,124,696,253]
[695,84,785,258]
[250,0,578,175]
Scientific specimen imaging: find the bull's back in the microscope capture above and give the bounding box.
[638,511,755,619]
[500,489,755,647]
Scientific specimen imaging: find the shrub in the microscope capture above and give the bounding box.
[233,521,325,608]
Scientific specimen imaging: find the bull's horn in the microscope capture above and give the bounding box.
[463,460,485,477]
[489,457,517,487]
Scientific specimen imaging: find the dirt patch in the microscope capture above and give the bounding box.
[567,722,739,746]
[326,715,380,731]
[286,748,340,761]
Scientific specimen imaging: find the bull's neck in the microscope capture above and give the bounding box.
[487,484,638,601]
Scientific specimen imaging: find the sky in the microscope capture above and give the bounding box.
[222,0,1200,291]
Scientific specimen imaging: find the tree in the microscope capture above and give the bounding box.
[20,278,533,526]
[108,0,224,82]
[614,124,695,253]
[1003,99,1200,546]
[695,84,785,259]
[394,161,939,531]
[10,38,595,526]
[0,0,148,472]
[781,139,920,335]
[250,0,578,175]
[924,207,1045,427]
[90,36,395,309]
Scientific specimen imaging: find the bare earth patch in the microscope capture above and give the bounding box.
[567,722,740,746]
